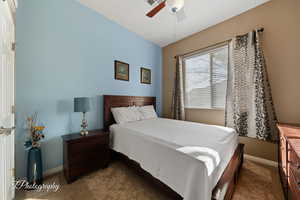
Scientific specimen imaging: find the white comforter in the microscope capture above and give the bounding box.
[110,118,238,200]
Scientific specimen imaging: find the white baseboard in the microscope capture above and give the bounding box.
[43,165,63,177]
[244,154,278,167]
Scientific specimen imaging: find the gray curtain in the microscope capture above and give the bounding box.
[225,30,278,142]
[171,56,185,120]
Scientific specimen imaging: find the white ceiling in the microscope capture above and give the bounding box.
[78,0,270,47]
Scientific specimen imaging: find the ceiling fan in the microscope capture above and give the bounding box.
[146,0,186,21]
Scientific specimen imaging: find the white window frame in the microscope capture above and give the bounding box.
[183,42,229,110]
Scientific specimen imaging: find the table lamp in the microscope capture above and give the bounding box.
[74,97,90,136]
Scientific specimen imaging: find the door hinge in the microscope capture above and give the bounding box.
[11,105,15,114]
[11,42,16,51]
[11,168,15,177]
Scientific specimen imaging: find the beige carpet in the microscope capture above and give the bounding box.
[16,159,284,200]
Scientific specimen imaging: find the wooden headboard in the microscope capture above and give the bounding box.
[103,95,156,130]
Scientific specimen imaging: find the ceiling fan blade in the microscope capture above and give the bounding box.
[146,1,166,17]
[176,8,187,22]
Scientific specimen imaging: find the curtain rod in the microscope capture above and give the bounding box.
[174,28,264,59]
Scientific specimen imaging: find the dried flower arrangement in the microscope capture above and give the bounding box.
[24,113,45,149]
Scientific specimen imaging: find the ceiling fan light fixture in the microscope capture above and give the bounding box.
[147,0,156,5]
[167,0,184,13]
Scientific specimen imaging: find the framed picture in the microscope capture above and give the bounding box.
[115,60,129,81]
[140,67,151,84]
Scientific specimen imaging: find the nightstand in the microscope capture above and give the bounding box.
[61,129,110,183]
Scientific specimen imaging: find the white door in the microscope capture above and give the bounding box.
[0,0,15,199]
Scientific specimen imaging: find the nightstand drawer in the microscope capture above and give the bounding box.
[68,148,110,165]
[68,162,99,178]
[68,139,108,155]
[69,155,109,178]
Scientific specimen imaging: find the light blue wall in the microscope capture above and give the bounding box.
[16,0,162,178]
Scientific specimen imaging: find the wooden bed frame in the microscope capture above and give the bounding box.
[103,95,244,200]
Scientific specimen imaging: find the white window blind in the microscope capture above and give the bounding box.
[184,44,228,109]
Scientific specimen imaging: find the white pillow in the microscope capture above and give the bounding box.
[138,105,158,120]
[111,106,141,124]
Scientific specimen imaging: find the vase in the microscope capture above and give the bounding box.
[27,147,43,185]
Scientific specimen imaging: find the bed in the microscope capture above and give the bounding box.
[103,95,244,200]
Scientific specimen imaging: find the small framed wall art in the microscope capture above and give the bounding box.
[115,60,129,81]
[140,67,151,84]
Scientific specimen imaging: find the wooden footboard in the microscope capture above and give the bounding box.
[112,143,244,200]
[212,143,244,200]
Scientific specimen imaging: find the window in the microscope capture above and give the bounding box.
[184,44,229,109]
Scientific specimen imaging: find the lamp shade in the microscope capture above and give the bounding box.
[74,97,90,112]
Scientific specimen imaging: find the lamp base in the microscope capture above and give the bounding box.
[80,130,88,136]
[80,112,88,136]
